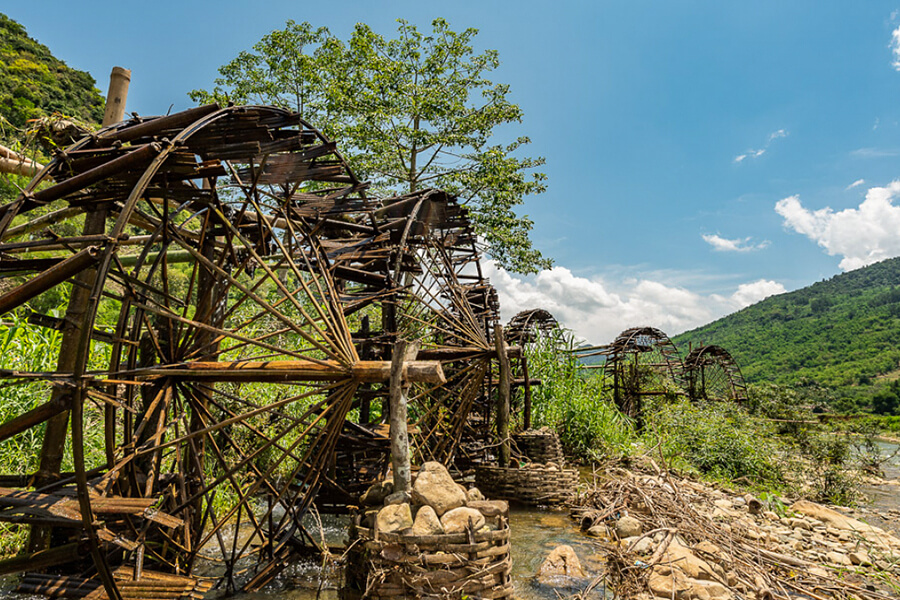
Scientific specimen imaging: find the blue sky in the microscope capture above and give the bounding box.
[8,1,900,342]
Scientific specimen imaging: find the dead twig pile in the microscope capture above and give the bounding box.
[571,459,900,600]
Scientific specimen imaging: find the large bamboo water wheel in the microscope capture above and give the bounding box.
[0,104,508,597]
[683,344,749,403]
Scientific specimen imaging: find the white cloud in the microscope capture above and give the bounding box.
[847,179,866,190]
[734,129,788,163]
[484,262,785,344]
[775,181,900,270]
[702,233,769,252]
[850,147,899,158]
[891,25,900,70]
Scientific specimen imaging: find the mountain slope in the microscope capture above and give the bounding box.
[0,13,104,133]
[673,257,900,406]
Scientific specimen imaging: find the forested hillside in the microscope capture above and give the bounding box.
[0,13,103,134]
[674,257,900,410]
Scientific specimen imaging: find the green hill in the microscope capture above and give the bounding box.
[0,13,104,134]
[673,257,900,410]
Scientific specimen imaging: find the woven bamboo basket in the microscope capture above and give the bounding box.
[348,517,514,599]
[474,465,577,505]
[512,429,564,464]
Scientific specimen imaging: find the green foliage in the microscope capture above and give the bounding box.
[645,400,785,486]
[191,18,550,274]
[0,13,103,133]
[525,328,634,459]
[674,257,900,411]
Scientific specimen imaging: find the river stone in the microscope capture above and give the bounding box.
[412,461,466,516]
[466,486,485,502]
[631,536,654,554]
[660,541,718,581]
[440,506,485,533]
[826,550,851,566]
[536,545,586,584]
[375,503,413,534]
[384,491,411,505]
[647,566,691,600]
[615,515,643,538]
[411,505,444,535]
[849,550,871,566]
[360,480,393,506]
[586,525,610,540]
[467,500,508,517]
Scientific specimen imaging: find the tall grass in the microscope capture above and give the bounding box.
[525,328,634,460]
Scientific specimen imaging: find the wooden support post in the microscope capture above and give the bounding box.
[29,67,130,555]
[522,353,532,431]
[494,324,511,468]
[389,340,418,494]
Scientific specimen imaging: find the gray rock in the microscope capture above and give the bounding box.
[615,515,643,539]
[384,491,411,505]
[411,505,444,536]
[360,480,393,506]
[440,506,486,533]
[411,461,466,516]
[375,503,413,534]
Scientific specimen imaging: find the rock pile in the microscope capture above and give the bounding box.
[351,462,514,600]
[359,461,508,537]
[573,464,900,600]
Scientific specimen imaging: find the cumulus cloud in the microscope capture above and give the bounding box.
[891,24,900,70]
[775,181,900,270]
[734,129,788,163]
[702,233,770,252]
[484,262,785,344]
[847,179,866,189]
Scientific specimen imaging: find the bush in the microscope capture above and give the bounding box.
[644,400,784,486]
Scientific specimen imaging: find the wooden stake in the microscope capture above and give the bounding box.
[390,340,418,493]
[494,324,511,468]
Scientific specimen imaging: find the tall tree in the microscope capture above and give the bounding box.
[191,18,550,274]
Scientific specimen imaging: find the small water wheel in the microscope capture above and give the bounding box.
[599,327,684,424]
[683,344,749,403]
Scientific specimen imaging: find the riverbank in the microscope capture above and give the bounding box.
[562,459,900,599]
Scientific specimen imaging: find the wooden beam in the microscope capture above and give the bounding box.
[134,359,446,384]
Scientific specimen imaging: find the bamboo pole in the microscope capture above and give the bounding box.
[134,359,445,384]
[30,67,131,563]
[494,324,511,468]
[101,66,131,127]
[390,340,418,493]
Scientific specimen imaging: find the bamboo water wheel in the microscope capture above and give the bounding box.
[0,104,503,598]
[593,327,684,425]
[683,344,749,403]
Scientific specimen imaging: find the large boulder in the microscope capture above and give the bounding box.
[375,503,413,534]
[411,505,444,536]
[440,507,486,534]
[412,461,466,516]
[536,545,586,586]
